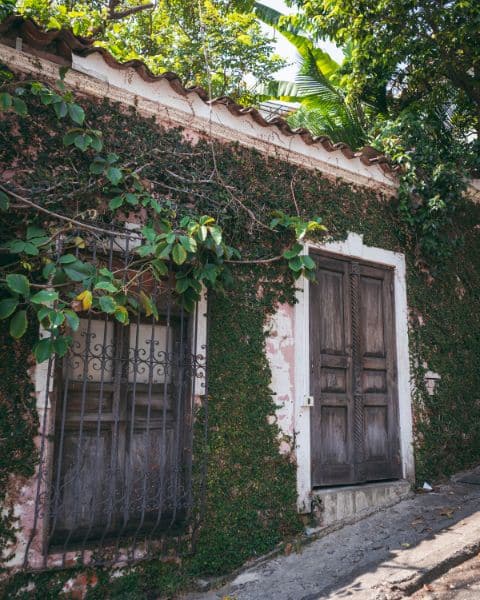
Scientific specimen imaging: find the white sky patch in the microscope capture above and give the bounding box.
[258,0,344,81]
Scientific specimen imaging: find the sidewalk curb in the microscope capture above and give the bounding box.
[387,540,480,598]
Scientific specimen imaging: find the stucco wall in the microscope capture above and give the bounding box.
[0,37,410,572]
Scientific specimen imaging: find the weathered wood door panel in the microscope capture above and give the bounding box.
[310,252,401,487]
[310,255,354,486]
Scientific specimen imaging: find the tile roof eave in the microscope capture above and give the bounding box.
[0,14,398,182]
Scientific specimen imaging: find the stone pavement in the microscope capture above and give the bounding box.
[183,478,480,600]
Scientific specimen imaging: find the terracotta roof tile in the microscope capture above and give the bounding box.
[0,15,397,179]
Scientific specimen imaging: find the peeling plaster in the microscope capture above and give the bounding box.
[265,303,296,453]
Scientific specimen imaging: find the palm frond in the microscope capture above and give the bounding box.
[253,2,302,36]
[288,105,367,148]
[254,1,369,150]
[255,1,340,76]
[256,79,300,102]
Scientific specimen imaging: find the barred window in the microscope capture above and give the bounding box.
[21,230,207,569]
[48,305,194,549]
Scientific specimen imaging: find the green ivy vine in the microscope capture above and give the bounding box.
[1,63,479,599]
[0,66,326,364]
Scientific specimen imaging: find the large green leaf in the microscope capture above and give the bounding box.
[254,3,300,35]
[175,277,191,294]
[30,290,59,305]
[26,225,46,240]
[288,256,304,272]
[10,310,27,339]
[68,103,85,125]
[63,259,93,282]
[54,335,71,357]
[54,100,68,119]
[0,92,12,109]
[34,337,54,363]
[209,226,222,245]
[64,308,80,331]
[106,167,123,186]
[6,274,30,296]
[283,243,303,259]
[58,253,77,264]
[99,295,117,314]
[94,281,119,293]
[179,235,197,253]
[12,97,28,116]
[0,298,18,320]
[302,255,316,270]
[172,243,187,265]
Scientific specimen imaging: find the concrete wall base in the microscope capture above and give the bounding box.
[312,480,412,527]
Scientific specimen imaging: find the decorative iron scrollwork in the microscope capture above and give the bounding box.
[24,228,208,570]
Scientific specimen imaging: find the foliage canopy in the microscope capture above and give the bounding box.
[255,2,369,148]
[293,0,480,138]
[262,0,480,258]
[7,0,285,102]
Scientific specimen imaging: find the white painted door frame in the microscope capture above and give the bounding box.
[294,233,414,512]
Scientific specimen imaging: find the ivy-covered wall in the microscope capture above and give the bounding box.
[0,322,38,567]
[1,74,480,598]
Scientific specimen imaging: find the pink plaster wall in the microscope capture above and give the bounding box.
[265,303,296,455]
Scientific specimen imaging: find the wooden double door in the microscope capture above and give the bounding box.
[310,251,401,487]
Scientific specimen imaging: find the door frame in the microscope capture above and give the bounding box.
[294,233,414,513]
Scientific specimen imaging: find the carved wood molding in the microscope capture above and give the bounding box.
[350,261,365,480]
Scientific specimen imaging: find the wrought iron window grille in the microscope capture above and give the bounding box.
[22,228,208,570]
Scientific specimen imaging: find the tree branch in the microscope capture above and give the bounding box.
[111,3,155,20]
[225,255,283,265]
[290,172,300,216]
[90,2,155,36]
[0,184,132,238]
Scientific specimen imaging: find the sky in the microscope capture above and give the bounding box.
[259,0,344,81]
